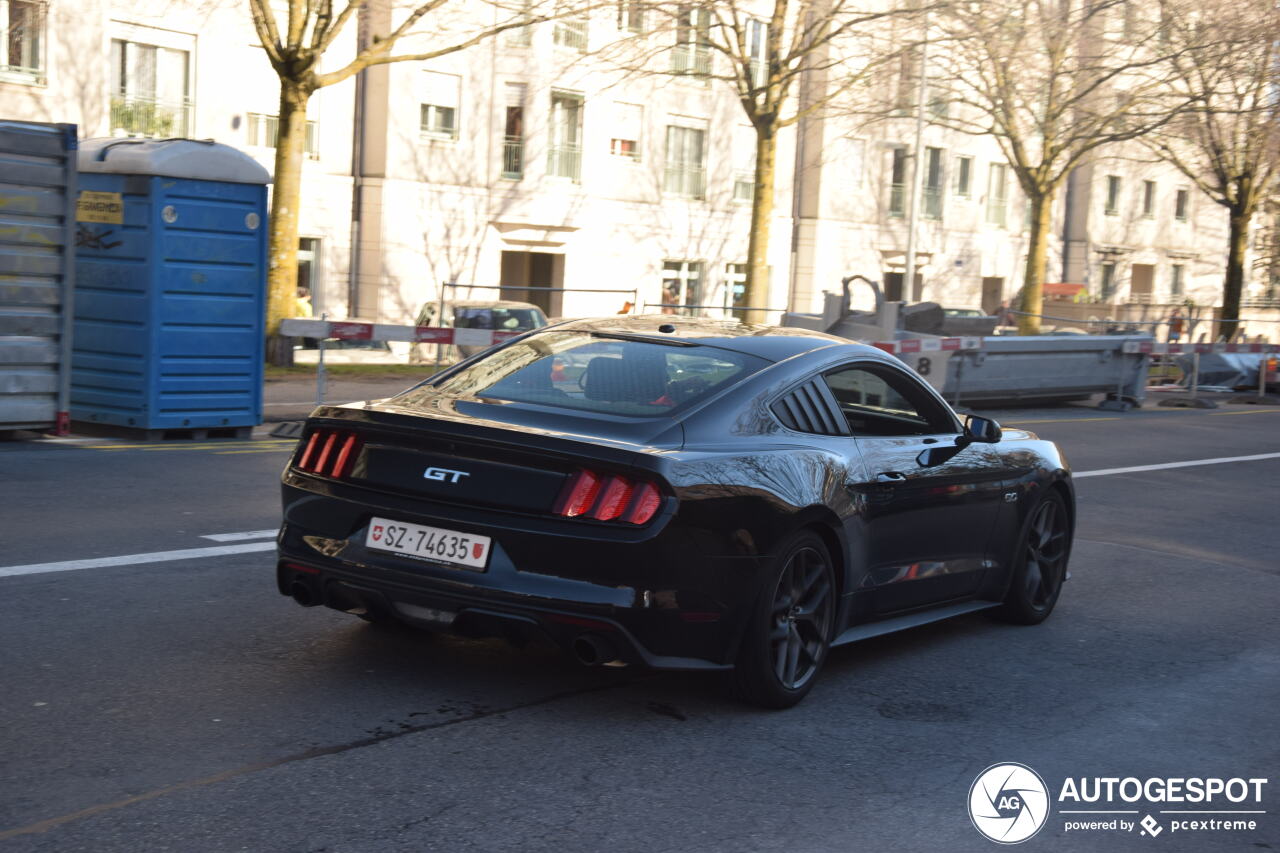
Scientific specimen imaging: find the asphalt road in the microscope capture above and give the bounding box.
[1,403,1277,852]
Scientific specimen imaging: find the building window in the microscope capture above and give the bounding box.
[986,162,1008,227]
[1142,180,1156,218]
[1175,188,1189,221]
[548,91,584,181]
[554,13,588,52]
[889,148,907,218]
[420,71,461,140]
[1170,263,1185,297]
[661,260,703,314]
[506,0,533,46]
[1105,175,1121,215]
[502,83,526,179]
[733,125,756,202]
[724,263,747,314]
[618,0,645,33]
[1100,261,1117,300]
[672,5,711,77]
[663,124,706,198]
[954,155,972,197]
[747,19,767,88]
[927,87,948,119]
[1,0,44,81]
[247,113,319,159]
[610,102,642,160]
[923,146,943,220]
[110,39,193,138]
[297,237,320,311]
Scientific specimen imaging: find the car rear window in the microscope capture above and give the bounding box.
[403,331,768,417]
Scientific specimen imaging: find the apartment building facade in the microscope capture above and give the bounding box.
[1,0,1263,327]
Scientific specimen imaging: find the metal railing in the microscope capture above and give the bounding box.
[671,46,711,76]
[923,187,943,220]
[547,143,581,181]
[110,95,193,138]
[553,19,587,51]
[663,163,706,198]
[889,182,906,217]
[1127,292,1156,304]
[502,136,523,179]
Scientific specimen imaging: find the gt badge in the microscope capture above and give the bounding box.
[424,467,470,483]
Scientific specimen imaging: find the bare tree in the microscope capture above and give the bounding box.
[1143,0,1280,340]
[917,0,1192,334]
[597,1,915,322]
[247,0,573,362]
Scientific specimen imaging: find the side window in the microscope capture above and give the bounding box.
[822,364,954,436]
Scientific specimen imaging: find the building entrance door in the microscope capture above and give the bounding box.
[981,277,1004,314]
[499,251,564,317]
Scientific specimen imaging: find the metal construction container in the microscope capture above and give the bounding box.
[0,121,77,435]
[72,139,270,435]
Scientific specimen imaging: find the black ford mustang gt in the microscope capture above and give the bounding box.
[277,316,1074,707]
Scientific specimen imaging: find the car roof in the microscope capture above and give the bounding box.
[547,315,879,362]
[451,300,544,311]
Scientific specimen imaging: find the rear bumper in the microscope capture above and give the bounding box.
[276,484,768,669]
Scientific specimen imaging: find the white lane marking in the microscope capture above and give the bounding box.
[200,529,278,542]
[1075,451,1280,479]
[0,542,275,579]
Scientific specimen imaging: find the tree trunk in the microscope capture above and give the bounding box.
[743,124,777,325]
[1220,206,1250,341]
[1017,191,1054,336]
[265,81,313,366]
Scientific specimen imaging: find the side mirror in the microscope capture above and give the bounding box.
[962,415,1003,444]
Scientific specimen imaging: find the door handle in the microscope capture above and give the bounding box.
[875,471,907,483]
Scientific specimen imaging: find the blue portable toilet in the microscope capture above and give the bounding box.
[72,138,270,436]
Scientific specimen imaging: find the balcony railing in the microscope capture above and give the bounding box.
[502,136,524,179]
[923,187,943,220]
[671,46,711,77]
[889,182,905,217]
[1243,296,1280,308]
[664,164,706,199]
[111,95,193,138]
[547,143,581,182]
[1127,291,1155,304]
[554,19,587,52]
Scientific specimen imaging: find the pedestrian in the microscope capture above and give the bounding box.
[295,286,313,318]
[996,300,1015,326]
[1166,308,1184,343]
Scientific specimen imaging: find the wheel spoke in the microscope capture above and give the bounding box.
[1024,558,1043,601]
[779,626,798,685]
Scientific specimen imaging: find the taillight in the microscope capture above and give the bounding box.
[553,469,602,517]
[624,482,662,525]
[296,428,362,479]
[554,468,664,525]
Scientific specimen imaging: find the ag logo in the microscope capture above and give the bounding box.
[968,762,1050,844]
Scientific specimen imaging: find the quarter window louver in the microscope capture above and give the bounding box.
[771,380,848,436]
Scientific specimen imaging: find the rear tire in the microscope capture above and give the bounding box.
[995,491,1070,625]
[731,530,837,709]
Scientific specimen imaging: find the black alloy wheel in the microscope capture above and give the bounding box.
[997,491,1070,625]
[732,530,837,708]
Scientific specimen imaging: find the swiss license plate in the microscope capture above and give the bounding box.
[365,516,491,571]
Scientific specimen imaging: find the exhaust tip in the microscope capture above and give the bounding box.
[290,581,317,607]
[571,634,617,667]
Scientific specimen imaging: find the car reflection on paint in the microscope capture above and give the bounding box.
[276,316,1075,707]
